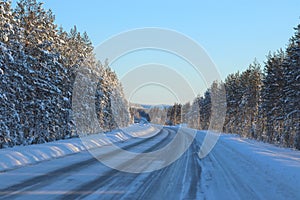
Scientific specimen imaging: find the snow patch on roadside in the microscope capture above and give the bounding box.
[121,124,161,138]
[0,124,156,172]
[219,134,300,186]
[197,132,300,200]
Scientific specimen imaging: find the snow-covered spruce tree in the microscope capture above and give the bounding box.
[239,62,262,138]
[57,26,108,136]
[0,0,130,148]
[186,91,211,130]
[224,72,243,134]
[12,0,72,144]
[209,81,226,131]
[223,63,262,138]
[261,50,286,143]
[186,81,224,131]
[166,103,182,125]
[0,0,27,147]
[187,96,202,129]
[0,0,14,45]
[282,24,300,150]
[147,106,168,125]
[200,90,212,130]
[187,22,299,150]
[95,61,130,132]
[181,102,191,125]
[14,0,58,54]
[171,103,182,125]
[0,1,13,147]
[57,27,130,134]
[110,79,130,129]
[95,64,115,131]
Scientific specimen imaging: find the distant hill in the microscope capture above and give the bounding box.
[130,103,171,110]
[142,104,171,110]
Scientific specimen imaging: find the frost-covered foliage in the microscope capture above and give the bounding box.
[186,81,223,130]
[96,64,130,131]
[166,103,182,125]
[0,0,129,148]
[223,63,262,139]
[187,23,300,150]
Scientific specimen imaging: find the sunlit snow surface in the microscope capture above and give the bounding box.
[0,124,159,172]
[198,133,300,199]
[0,126,299,199]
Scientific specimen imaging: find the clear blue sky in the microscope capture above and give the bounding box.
[12,0,300,104]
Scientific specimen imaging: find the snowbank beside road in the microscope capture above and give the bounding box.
[0,124,160,172]
[220,134,300,186]
[198,132,300,200]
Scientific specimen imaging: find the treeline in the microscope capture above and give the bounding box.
[0,0,130,148]
[166,103,182,125]
[129,107,151,123]
[186,23,300,150]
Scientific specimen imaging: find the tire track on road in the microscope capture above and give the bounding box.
[0,128,166,199]
[60,129,173,200]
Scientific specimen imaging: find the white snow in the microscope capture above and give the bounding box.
[198,132,300,200]
[0,124,159,172]
[121,123,161,138]
[0,126,299,199]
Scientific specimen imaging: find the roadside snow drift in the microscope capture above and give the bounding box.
[0,124,160,172]
[198,133,300,200]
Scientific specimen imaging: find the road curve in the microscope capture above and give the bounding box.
[0,127,202,200]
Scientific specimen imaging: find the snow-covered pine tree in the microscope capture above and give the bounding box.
[14,0,58,54]
[166,103,182,125]
[261,50,285,143]
[0,0,130,148]
[110,80,130,128]
[282,24,300,149]
[200,90,212,130]
[243,61,262,138]
[226,63,262,138]
[224,72,242,134]
[0,0,14,45]
[12,0,70,143]
[187,96,202,129]
[181,102,191,125]
[209,81,226,132]
[0,0,26,147]
[95,61,130,132]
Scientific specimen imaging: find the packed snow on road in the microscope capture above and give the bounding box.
[0,124,299,200]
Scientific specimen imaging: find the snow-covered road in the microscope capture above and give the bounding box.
[0,126,202,200]
[0,126,299,200]
[198,133,300,200]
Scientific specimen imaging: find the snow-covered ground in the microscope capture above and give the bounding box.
[0,124,160,172]
[0,126,299,199]
[198,133,300,200]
